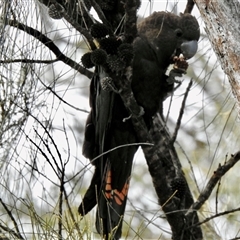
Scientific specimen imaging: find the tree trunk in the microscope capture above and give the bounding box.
[195,0,240,115]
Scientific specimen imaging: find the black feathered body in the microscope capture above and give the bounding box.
[80,70,138,239]
[79,11,200,240]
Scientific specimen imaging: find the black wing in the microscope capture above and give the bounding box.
[79,68,138,239]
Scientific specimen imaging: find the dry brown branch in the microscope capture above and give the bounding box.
[186,151,240,215]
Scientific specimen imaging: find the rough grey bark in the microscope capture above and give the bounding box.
[195,0,240,115]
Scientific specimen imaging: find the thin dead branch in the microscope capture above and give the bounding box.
[6,19,94,79]
[186,151,240,215]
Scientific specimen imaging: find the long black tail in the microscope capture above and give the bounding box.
[78,72,138,239]
[95,160,132,240]
[79,151,135,239]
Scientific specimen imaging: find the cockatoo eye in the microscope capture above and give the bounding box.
[175,28,183,37]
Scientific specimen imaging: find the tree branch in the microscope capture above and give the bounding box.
[124,0,139,43]
[50,1,96,50]
[192,206,240,230]
[6,19,94,79]
[171,79,193,144]
[186,151,240,215]
[0,58,58,64]
[109,65,202,239]
[0,199,24,240]
[184,0,195,14]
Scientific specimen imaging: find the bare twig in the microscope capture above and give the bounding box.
[51,2,96,50]
[34,128,63,174]
[45,86,89,113]
[58,176,64,240]
[171,79,193,144]
[0,59,58,64]
[63,188,83,239]
[0,199,25,240]
[215,154,228,214]
[0,222,21,240]
[215,178,221,214]
[58,121,67,240]
[22,155,59,187]
[188,206,240,229]
[186,151,240,215]
[62,119,70,166]
[25,132,60,178]
[19,108,65,180]
[6,19,93,79]
[90,142,154,165]
[127,199,171,235]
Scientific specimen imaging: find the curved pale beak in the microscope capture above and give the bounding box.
[181,40,198,59]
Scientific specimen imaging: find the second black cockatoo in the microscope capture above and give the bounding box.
[79,11,200,240]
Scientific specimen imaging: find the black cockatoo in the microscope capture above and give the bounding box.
[78,11,200,239]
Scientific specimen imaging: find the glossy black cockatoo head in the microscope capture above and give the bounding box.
[137,11,200,65]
